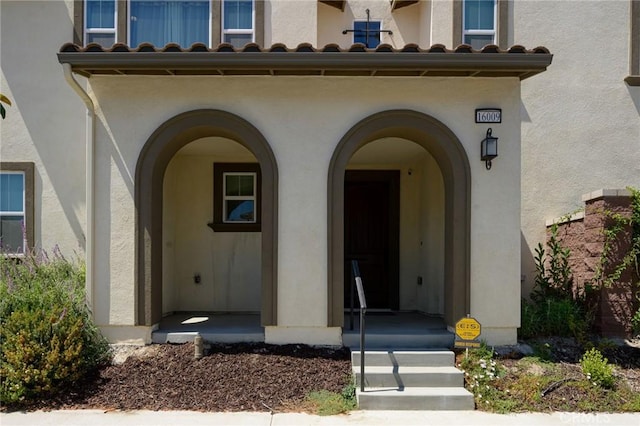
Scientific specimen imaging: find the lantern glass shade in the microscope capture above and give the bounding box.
[481,132,498,161]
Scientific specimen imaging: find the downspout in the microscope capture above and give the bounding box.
[62,63,95,315]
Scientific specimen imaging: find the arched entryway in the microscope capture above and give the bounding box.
[328,110,470,328]
[135,110,278,327]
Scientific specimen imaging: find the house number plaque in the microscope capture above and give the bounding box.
[475,108,502,123]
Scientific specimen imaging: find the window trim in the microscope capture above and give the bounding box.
[76,1,264,47]
[210,163,261,232]
[454,0,508,49]
[222,0,255,47]
[0,162,35,255]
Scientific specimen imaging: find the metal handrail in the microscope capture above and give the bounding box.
[351,260,367,392]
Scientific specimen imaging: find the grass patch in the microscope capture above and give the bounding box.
[304,386,356,416]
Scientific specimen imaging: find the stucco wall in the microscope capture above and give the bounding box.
[84,75,522,342]
[266,0,317,46]
[163,149,261,314]
[317,0,423,48]
[1,1,85,255]
[1,0,531,345]
[515,1,640,296]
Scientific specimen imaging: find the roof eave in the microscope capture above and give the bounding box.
[57,51,553,80]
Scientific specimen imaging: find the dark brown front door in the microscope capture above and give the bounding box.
[344,170,399,310]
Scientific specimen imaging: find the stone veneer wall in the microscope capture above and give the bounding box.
[548,189,637,337]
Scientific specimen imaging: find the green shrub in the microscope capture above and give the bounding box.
[520,223,593,341]
[0,249,111,405]
[580,348,615,389]
[632,308,640,337]
[519,297,587,340]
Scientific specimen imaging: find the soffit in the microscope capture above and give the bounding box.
[58,42,553,80]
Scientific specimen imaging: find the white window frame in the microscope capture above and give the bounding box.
[222,172,257,224]
[0,171,26,254]
[462,0,497,46]
[221,0,255,46]
[84,0,117,45]
[352,19,382,48]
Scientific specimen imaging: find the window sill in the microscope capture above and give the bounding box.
[625,75,640,86]
[207,222,261,233]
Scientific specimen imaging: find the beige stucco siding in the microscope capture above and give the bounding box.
[516,1,640,294]
[317,0,423,48]
[84,75,522,342]
[163,150,262,314]
[1,1,85,255]
[2,0,537,345]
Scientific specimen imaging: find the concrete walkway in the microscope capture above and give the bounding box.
[2,410,639,426]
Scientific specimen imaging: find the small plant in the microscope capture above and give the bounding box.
[580,348,615,389]
[0,248,111,405]
[531,223,574,303]
[0,94,11,119]
[632,308,640,337]
[459,343,505,409]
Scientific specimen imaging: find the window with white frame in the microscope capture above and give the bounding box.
[222,0,254,47]
[0,172,26,253]
[223,172,256,223]
[79,1,263,47]
[463,0,496,49]
[83,0,211,47]
[211,163,261,232]
[352,20,381,48]
[85,0,117,46]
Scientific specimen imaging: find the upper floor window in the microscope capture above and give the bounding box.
[223,0,255,47]
[80,1,262,48]
[463,0,496,49]
[353,20,381,48]
[130,0,210,47]
[85,0,117,45]
[0,163,34,255]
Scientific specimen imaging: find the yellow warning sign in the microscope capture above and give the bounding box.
[455,317,481,341]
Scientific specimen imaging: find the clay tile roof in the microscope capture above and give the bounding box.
[57,42,553,80]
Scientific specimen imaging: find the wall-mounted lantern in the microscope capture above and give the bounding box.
[481,128,498,170]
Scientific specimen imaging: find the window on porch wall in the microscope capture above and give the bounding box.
[81,0,257,48]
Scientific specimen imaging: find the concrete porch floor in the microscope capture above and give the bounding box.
[151,311,454,348]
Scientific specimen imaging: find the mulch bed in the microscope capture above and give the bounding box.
[8,343,352,413]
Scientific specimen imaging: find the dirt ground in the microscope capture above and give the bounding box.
[5,337,639,413]
[14,343,353,413]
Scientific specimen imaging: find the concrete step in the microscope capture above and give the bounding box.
[353,366,463,388]
[151,331,265,344]
[351,350,454,367]
[343,331,454,349]
[356,387,475,410]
